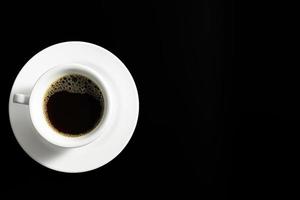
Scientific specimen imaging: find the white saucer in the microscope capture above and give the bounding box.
[8,41,139,173]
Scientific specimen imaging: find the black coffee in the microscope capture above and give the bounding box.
[44,74,104,137]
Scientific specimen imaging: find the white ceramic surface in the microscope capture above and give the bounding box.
[8,41,139,173]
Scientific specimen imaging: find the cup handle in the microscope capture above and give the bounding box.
[13,94,30,105]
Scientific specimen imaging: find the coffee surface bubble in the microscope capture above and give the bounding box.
[44,74,102,101]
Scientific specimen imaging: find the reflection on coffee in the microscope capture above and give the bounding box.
[43,74,104,137]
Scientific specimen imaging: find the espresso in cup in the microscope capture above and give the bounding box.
[43,74,104,137]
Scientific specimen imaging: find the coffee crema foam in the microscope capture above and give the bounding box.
[43,74,104,137]
[44,74,103,101]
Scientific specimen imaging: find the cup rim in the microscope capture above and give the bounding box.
[29,63,110,148]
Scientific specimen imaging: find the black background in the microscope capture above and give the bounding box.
[1,0,242,198]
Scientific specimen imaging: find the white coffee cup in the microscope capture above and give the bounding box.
[13,64,110,148]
